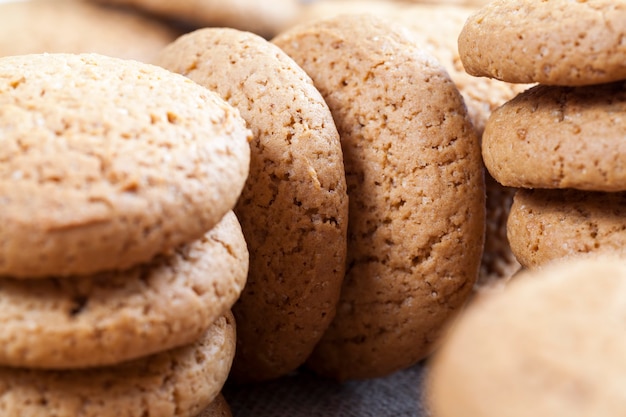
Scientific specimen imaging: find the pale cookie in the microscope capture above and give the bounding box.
[196,394,232,417]
[90,0,304,38]
[427,257,626,417]
[458,0,626,86]
[483,81,626,192]
[274,14,485,380]
[157,27,348,382]
[507,189,626,268]
[0,53,251,278]
[0,0,179,63]
[0,211,247,369]
[0,312,236,417]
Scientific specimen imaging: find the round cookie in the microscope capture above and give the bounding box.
[507,188,626,268]
[0,0,180,63]
[458,0,626,86]
[157,27,349,382]
[274,14,485,380]
[427,257,626,417]
[0,312,236,417]
[90,0,303,38]
[482,81,626,192]
[0,211,247,369]
[0,53,251,278]
[196,394,232,417]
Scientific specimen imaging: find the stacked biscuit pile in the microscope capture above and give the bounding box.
[0,52,252,416]
[457,0,626,268]
[426,1,626,416]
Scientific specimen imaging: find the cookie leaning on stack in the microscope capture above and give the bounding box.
[459,0,626,267]
[274,13,486,380]
[0,52,252,416]
[156,27,349,383]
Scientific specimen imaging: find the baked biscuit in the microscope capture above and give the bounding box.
[0,312,236,417]
[0,53,251,278]
[90,0,303,38]
[0,211,247,369]
[482,81,626,192]
[507,189,626,268]
[157,28,348,382]
[427,257,626,417]
[0,0,179,62]
[294,2,525,287]
[458,0,626,86]
[274,14,485,380]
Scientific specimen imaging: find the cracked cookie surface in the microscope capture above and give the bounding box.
[0,312,236,417]
[157,28,349,382]
[482,81,626,191]
[0,211,247,369]
[274,14,485,380]
[507,189,626,268]
[0,53,251,278]
[458,0,626,86]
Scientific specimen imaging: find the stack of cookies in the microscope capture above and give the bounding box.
[0,52,252,416]
[458,0,626,268]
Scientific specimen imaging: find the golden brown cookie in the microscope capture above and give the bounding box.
[427,256,626,417]
[157,27,349,382]
[0,0,179,62]
[295,1,531,136]
[274,14,485,380]
[507,188,626,268]
[0,52,251,278]
[90,0,303,38]
[482,81,626,192]
[458,0,626,86]
[0,312,236,417]
[0,211,247,369]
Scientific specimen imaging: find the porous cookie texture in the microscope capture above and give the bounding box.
[458,0,626,86]
[274,14,485,380]
[0,0,179,62]
[0,53,251,278]
[90,0,303,38]
[295,1,530,136]
[427,257,626,417]
[507,189,626,268]
[0,312,237,417]
[196,394,232,417]
[0,211,247,369]
[482,81,626,192]
[157,28,349,382]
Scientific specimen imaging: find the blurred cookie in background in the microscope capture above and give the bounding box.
[0,0,180,62]
[89,0,306,39]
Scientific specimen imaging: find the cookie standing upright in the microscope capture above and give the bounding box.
[0,53,251,278]
[0,312,236,417]
[459,0,626,86]
[482,82,626,192]
[0,211,248,369]
[157,28,349,382]
[0,0,180,62]
[507,189,626,268]
[274,14,485,380]
[427,257,626,417]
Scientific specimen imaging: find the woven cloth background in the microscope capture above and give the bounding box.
[223,362,431,417]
